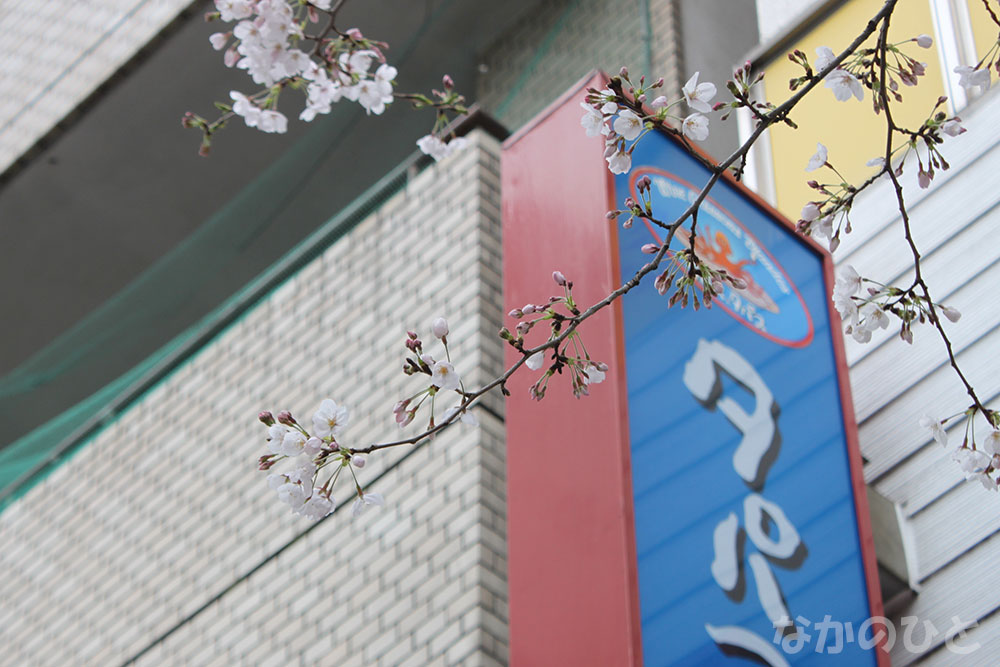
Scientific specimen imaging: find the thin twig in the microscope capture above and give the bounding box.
[350,0,903,455]
[876,10,990,417]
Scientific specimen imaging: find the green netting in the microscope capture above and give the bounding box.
[0,141,422,512]
[0,2,469,509]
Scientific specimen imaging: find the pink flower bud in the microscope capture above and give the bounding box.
[620,66,629,79]
[641,243,660,254]
[352,455,366,468]
[277,410,295,425]
[345,28,364,40]
[258,411,275,426]
[431,317,449,339]
[443,74,454,89]
[508,308,524,318]
[916,34,933,48]
[650,96,669,109]
[552,271,567,286]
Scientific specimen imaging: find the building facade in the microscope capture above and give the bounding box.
[2,0,998,664]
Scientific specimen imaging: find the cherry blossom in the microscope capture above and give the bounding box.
[525,351,545,370]
[352,491,385,517]
[443,404,479,427]
[682,72,717,113]
[613,109,643,142]
[805,143,828,172]
[984,430,1000,456]
[215,0,253,22]
[313,398,349,439]
[430,361,461,391]
[814,46,836,73]
[298,494,334,519]
[919,415,950,448]
[416,134,468,162]
[681,113,709,141]
[580,102,608,137]
[606,149,632,174]
[825,68,864,101]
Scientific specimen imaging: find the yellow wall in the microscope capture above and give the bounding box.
[968,0,1000,62]
[762,0,946,217]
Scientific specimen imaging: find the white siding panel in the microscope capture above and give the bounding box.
[832,86,1000,665]
[837,90,1000,260]
[911,475,1000,580]
[860,327,1000,482]
[919,606,1000,666]
[887,532,1000,665]
[874,398,1000,514]
[850,259,1000,424]
[843,200,1000,367]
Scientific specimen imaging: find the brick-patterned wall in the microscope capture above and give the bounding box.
[0,130,507,666]
[0,0,195,174]
[475,0,681,132]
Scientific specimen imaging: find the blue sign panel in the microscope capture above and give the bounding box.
[616,132,878,665]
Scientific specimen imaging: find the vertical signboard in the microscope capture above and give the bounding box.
[615,131,884,664]
[503,72,883,665]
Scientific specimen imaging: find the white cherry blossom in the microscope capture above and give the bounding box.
[352,491,385,517]
[583,363,606,385]
[682,72,716,113]
[607,149,631,174]
[277,482,309,510]
[825,68,864,102]
[298,494,334,520]
[215,0,254,22]
[613,109,643,141]
[313,398,350,439]
[525,351,545,370]
[430,361,461,391]
[984,430,1000,456]
[416,134,468,162]
[580,103,608,137]
[805,143,828,172]
[681,113,709,141]
[815,46,836,73]
[443,404,479,427]
[919,415,949,447]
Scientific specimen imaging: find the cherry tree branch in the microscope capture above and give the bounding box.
[875,14,992,419]
[348,0,906,456]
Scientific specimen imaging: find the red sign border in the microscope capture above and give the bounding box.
[502,70,886,666]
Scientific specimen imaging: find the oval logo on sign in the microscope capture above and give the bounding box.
[630,168,814,348]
